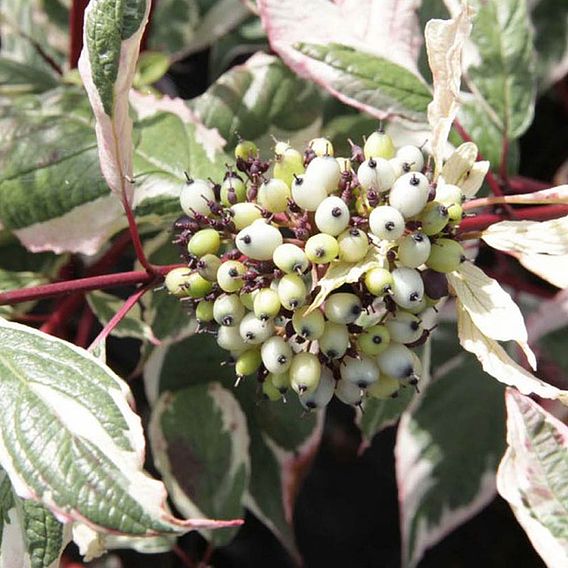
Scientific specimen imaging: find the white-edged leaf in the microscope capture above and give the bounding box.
[425,5,474,174]
[0,318,241,535]
[78,0,150,202]
[518,253,568,289]
[397,355,505,568]
[455,301,568,403]
[0,269,47,319]
[497,388,568,568]
[448,261,536,368]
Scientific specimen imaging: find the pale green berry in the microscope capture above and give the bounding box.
[196,253,221,281]
[309,137,334,157]
[369,205,405,240]
[418,202,449,236]
[389,157,404,178]
[305,234,339,264]
[377,343,417,379]
[217,260,246,293]
[385,311,423,344]
[273,147,304,187]
[305,155,341,194]
[217,325,248,352]
[184,272,213,298]
[435,182,463,206]
[188,228,221,257]
[397,232,431,268]
[257,178,291,213]
[270,371,291,394]
[261,336,293,374]
[220,175,246,206]
[254,288,281,320]
[357,325,391,356]
[278,273,307,310]
[426,239,465,273]
[291,174,327,211]
[290,352,321,394]
[292,306,325,340]
[389,172,430,218]
[418,306,438,330]
[236,348,262,378]
[234,139,258,161]
[357,158,396,193]
[272,243,310,274]
[236,220,283,261]
[164,267,192,297]
[447,202,463,223]
[262,375,283,401]
[179,179,215,217]
[214,294,245,327]
[404,295,427,314]
[299,367,335,410]
[335,379,364,406]
[324,293,362,324]
[338,228,369,263]
[230,202,263,230]
[318,322,349,359]
[396,145,424,172]
[239,312,275,345]
[364,130,395,160]
[341,355,379,388]
[367,374,400,399]
[336,157,352,172]
[364,267,393,296]
[391,267,424,310]
[315,196,350,236]
[239,290,256,311]
[195,300,214,322]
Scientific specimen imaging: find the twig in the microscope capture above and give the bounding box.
[69,0,89,69]
[121,193,155,274]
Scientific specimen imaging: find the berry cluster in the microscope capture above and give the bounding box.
[165,131,471,411]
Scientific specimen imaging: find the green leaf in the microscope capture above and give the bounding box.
[150,383,250,546]
[497,389,568,567]
[397,353,506,568]
[0,268,48,319]
[466,0,536,140]
[0,318,239,536]
[133,51,171,88]
[192,52,322,149]
[295,42,432,123]
[0,57,58,95]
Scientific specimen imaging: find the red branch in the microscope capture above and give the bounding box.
[69,0,89,69]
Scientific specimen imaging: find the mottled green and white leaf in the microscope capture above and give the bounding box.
[0,269,47,318]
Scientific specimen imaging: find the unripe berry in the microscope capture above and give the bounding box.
[335,379,364,406]
[239,312,275,345]
[290,352,321,394]
[196,254,221,281]
[364,130,395,160]
[239,290,256,311]
[324,293,362,324]
[389,157,404,178]
[220,175,246,206]
[179,179,215,217]
[270,371,291,394]
[397,232,431,268]
[217,260,246,292]
[299,367,335,410]
[262,375,283,401]
[435,183,463,206]
[184,272,213,298]
[318,321,349,359]
[385,311,423,344]
[234,139,258,161]
[315,196,350,236]
[273,147,304,187]
[165,267,192,297]
[217,325,248,352]
[364,267,393,296]
[367,374,400,399]
[277,273,307,310]
[336,157,352,172]
[253,288,281,320]
[214,294,245,327]
[235,348,262,378]
[305,234,339,264]
[426,239,465,273]
[291,175,327,211]
[341,355,379,388]
[309,137,334,157]
[357,324,391,356]
[357,158,396,193]
[292,306,325,340]
[305,155,341,194]
[377,343,417,379]
[236,220,283,261]
[447,202,463,223]
[188,228,221,257]
[391,267,424,309]
[396,145,425,173]
[369,205,405,240]
[195,300,214,322]
[338,228,369,263]
[230,202,263,230]
[272,243,310,274]
[418,202,449,236]
[404,295,428,314]
[257,178,291,213]
[389,172,430,218]
[261,336,293,374]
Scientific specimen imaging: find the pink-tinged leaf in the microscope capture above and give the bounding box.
[258,0,424,119]
[425,5,474,174]
[78,0,151,202]
[497,389,568,567]
[129,91,226,161]
[455,301,568,404]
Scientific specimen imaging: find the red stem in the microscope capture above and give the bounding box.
[173,545,197,568]
[76,304,96,348]
[121,195,155,274]
[508,175,550,194]
[40,294,84,338]
[69,0,89,69]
